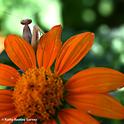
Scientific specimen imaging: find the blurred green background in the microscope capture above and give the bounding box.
[0,0,124,124]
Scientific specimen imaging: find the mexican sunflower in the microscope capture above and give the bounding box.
[0,25,124,124]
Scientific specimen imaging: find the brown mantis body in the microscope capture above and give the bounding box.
[21,19,44,51]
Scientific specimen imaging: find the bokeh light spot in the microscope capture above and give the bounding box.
[0,85,6,89]
[82,9,96,23]
[38,0,62,29]
[119,54,124,64]
[98,24,110,35]
[92,42,104,56]
[98,0,114,17]
[111,38,123,53]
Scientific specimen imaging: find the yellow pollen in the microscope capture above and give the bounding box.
[13,67,63,121]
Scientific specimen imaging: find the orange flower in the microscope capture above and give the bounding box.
[0,25,124,124]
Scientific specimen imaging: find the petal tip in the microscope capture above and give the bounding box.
[6,34,18,39]
[91,32,95,37]
[88,32,95,40]
[52,24,62,30]
[88,32,95,43]
[4,34,13,47]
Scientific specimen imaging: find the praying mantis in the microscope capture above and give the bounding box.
[0,9,45,52]
[21,19,44,51]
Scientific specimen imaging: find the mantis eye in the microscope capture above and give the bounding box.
[21,19,32,25]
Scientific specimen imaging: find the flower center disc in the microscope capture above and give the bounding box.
[13,68,63,121]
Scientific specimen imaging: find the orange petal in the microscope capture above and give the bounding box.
[0,103,15,111]
[0,95,13,103]
[66,94,124,119]
[0,90,13,96]
[0,90,13,103]
[65,67,124,93]
[55,32,94,75]
[4,35,36,71]
[0,110,17,119]
[58,109,99,124]
[43,120,56,124]
[37,25,62,69]
[0,122,11,124]
[0,122,10,124]
[0,64,20,87]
